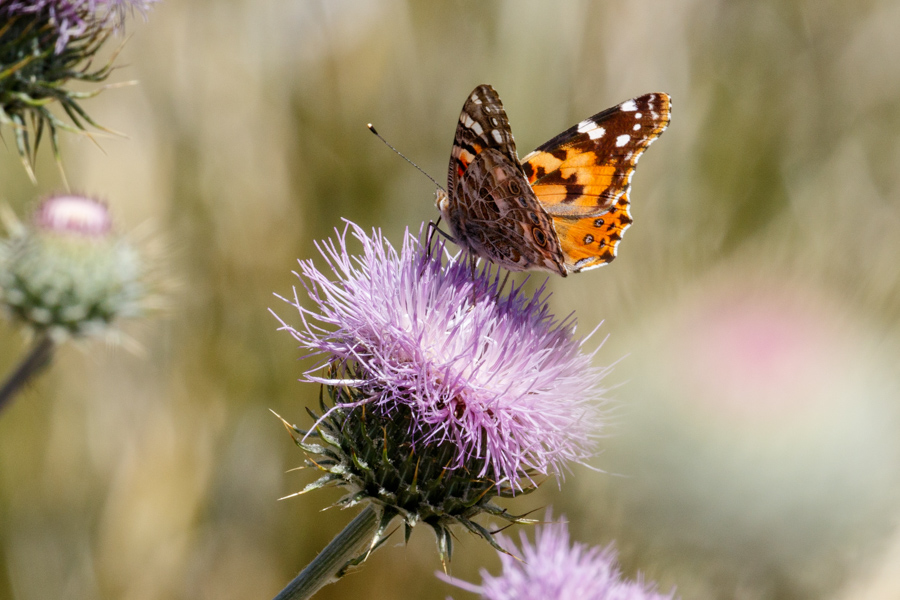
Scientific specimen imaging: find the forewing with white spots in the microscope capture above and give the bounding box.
[441,85,567,275]
[522,93,671,218]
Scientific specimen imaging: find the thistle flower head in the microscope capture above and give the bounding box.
[0,194,148,340]
[439,510,678,600]
[273,222,607,564]
[1,0,157,51]
[0,0,158,178]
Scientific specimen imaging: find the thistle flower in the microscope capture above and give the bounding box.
[0,194,147,340]
[438,510,677,600]
[0,0,159,178]
[273,222,607,567]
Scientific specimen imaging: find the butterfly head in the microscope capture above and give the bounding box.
[435,188,453,223]
[434,188,448,209]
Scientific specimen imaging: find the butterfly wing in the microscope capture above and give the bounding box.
[522,93,671,272]
[448,84,522,192]
[444,148,567,275]
[549,193,634,272]
[522,93,671,216]
[441,84,566,275]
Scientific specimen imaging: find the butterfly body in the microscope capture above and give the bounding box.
[438,85,671,275]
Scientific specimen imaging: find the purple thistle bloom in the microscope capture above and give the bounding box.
[439,511,678,600]
[274,222,608,490]
[94,0,159,31]
[0,0,157,52]
[1,0,158,176]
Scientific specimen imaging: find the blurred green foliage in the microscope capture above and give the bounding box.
[1,1,900,599]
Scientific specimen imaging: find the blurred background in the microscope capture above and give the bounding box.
[1,0,900,598]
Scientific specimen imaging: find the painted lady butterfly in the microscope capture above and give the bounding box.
[436,84,671,276]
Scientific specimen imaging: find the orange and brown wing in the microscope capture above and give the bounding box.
[522,93,670,272]
[551,194,633,272]
[521,93,671,218]
[448,84,522,193]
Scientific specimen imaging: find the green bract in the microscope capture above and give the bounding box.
[278,372,539,571]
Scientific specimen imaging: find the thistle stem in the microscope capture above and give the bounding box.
[0,334,55,415]
[273,505,379,600]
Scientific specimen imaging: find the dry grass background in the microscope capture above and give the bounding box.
[1,1,900,598]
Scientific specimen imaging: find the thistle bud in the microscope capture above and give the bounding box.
[0,194,146,340]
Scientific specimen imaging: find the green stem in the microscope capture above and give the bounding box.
[273,505,380,600]
[0,334,55,415]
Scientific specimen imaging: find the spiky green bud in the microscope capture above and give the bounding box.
[0,195,145,340]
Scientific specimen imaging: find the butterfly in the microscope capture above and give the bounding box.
[435,84,671,276]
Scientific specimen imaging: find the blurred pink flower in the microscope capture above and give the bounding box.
[671,284,844,417]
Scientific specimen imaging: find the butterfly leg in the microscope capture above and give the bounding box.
[466,254,484,305]
[430,219,457,246]
[425,216,445,258]
[496,269,511,300]
[421,217,453,278]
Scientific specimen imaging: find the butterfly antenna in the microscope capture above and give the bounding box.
[367,124,444,190]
